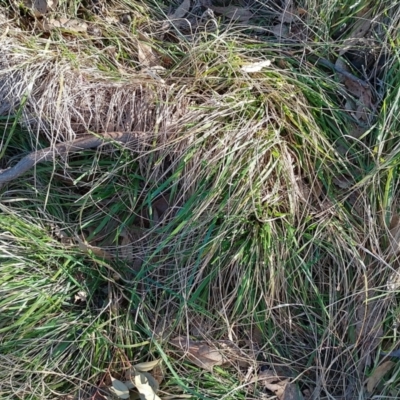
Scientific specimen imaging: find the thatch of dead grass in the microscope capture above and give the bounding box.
[1,1,400,399]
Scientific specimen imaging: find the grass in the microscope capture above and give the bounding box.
[0,0,400,399]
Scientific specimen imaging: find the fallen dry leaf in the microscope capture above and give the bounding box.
[40,17,88,33]
[198,344,224,363]
[132,370,161,400]
[170,337,226,372]
[137,39,161,69]
[255,370,304,400]
[47,0,57,10]
[343,77,372,102]
[241,60,272,73]
[271,23,290,39]
[105,15,119,24]
[209,5,253,23]
[258,374,287,399]
[77,236,113,260]
[23,0,48,16]
[170,0,191,19]
[151,364,164,386]
[74,290,87,303]
[118,229,134,262]
[281,383,304,400]
[342,77,374,122]
[133,359,161,373]
[123,381,135,389]
[151,195,170,224]
[366,361,395,392]
[110,377,130,399]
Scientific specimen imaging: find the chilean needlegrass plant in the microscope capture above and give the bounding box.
[1,0,400,399]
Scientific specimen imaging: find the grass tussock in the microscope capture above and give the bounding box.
[1,0,400,399]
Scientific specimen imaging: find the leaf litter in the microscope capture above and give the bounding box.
[133,360,161,373]
[108,360,163,400]
[207,5,253,23]
[0,1,397,399]
[240,60,272,73]
[132,371,161,400]
[170,336,305,398]
[110,377,131,399]
[251,369,304,400]
[39,17,88,33]
[170,337,226,372]
[365,361,395,393]
[136,34,162,70]
[169,0,191,20]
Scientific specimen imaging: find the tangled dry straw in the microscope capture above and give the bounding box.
[1,4,400,399]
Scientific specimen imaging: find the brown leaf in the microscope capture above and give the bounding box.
[47,0,58,10]
[118,229,134,262]
[170,337,225,372]
[152,364,165,385]
[343,78,374,122]
[209,6,253,23]
[77,237,113,260]
[39,17,88,32]
[198,344,224,362]
[137,40,160,69]
[271,23,290,39]
[262,378,289,399]
[366,361,395,392]
[343,77,371,101]
[152,195,170,224]
[255,370,304,400]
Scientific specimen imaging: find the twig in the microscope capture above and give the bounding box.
[0,132,138,186]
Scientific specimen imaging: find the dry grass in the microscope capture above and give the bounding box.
[1,1,400,399]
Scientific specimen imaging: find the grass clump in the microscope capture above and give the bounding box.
[1,0,400,399]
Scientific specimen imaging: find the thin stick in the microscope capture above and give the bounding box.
[0,132,138,186]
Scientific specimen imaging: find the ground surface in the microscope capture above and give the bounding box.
[0,1,400,399]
